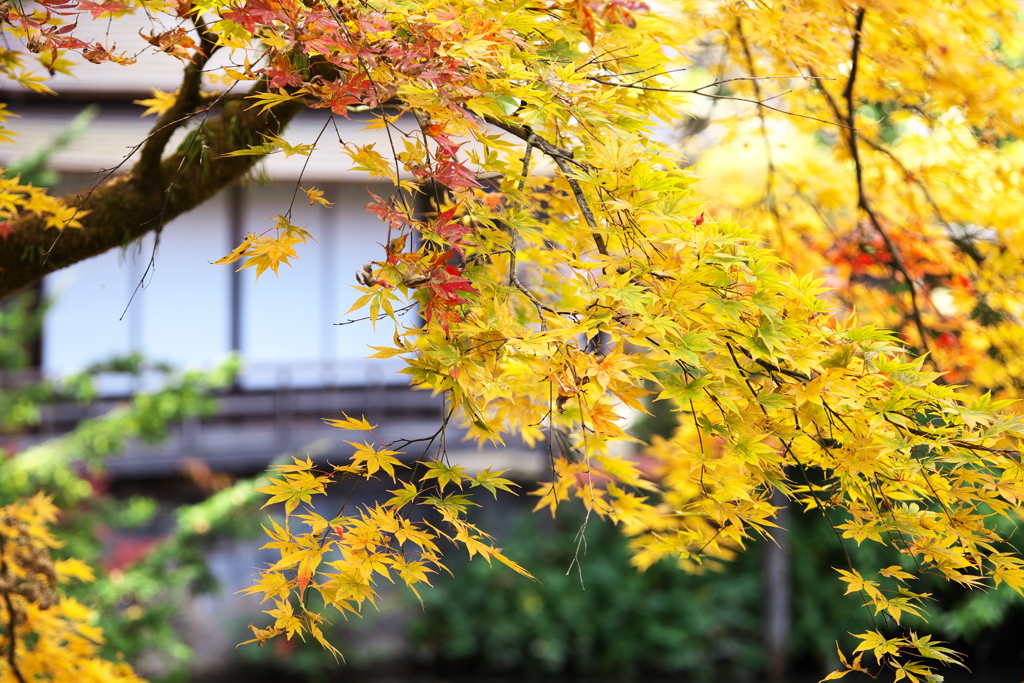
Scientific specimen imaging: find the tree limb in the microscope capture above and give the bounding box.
[816,8,935,361]
[0,535,27,683]
[136,27,222,192]
[0,78,305,299]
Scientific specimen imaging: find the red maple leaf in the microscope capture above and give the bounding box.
[422,259,476,334]
[431,205,473,255]
[366,192,412,230]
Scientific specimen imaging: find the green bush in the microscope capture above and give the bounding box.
[411,506,766,681]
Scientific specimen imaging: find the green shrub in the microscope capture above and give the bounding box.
[411,506,766,681]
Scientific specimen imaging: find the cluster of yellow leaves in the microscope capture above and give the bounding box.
[0,174,88,234]
[133,89,179,118]
[241,418,526,655]
[223,133,316,159]
[694,0,1024,397]
[669,4,1024,676]
[12,0,1024,678]
[213,215,312,278]
[0,495,144,683]
[192,0,1024,679]
[821,566,967,681]
[273,2,1022,678]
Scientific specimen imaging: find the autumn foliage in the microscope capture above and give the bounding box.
[2,1,1024,682]
[0,496,143,683]
[694,1,1024,396]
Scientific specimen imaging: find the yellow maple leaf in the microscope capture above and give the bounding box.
[322,412,377,431]
[133,88,178,117]
[346,441,406,481]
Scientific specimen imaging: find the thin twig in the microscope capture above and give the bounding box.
[121,82,243,320]
[736,18,783,246]
[507,141,556,328]
[334,303,417,326]
[482,116,609,255]
[882,413,1021,460]
[583,75,852,130]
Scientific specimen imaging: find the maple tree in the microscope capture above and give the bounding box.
[2,1,1024,681]
[691,1,1024,399]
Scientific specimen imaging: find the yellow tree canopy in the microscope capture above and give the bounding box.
[0,495,145,683]
[1,2,1023,681]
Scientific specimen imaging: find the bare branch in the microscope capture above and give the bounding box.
[816,8,935,362]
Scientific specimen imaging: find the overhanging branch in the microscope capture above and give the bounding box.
[0,78,305,299]
[816,8,935,362]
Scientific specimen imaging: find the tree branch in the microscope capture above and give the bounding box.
[483,116,609,255]
[583,74,850,130]
[507,141,554,327]
[0,535,27,683]
[861,136,985,264]
[735,18,783,245]
[817,8,935,361]
[841,8,865,107]
[0,78,305,299]
[136,28,221,191]
[2,592,24,683]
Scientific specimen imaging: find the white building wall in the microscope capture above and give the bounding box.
[138,199,234,367]
[42,242,137,370]
[42,181,403,390]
